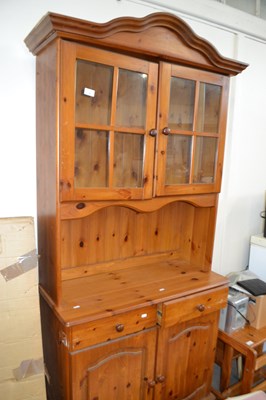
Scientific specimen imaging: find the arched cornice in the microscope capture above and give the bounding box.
[25,12,248,76]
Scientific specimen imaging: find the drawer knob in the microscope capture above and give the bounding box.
[156,375,166,383]
[149,129,158,137]
[162,127,171,135]
[197,304,206,312]
[148,380,156,388]
[115,323,125,332]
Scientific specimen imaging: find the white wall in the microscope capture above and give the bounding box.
[1,0,266,276]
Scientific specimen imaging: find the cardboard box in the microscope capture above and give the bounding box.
[247,294,266,329]
[0,217,46,400]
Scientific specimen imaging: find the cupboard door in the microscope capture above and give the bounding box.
[60,41,158,201]
[70,328,157,400]
[155,312,219,400]
[155,63,229,196]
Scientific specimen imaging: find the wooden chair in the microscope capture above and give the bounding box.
[211,325,266,399]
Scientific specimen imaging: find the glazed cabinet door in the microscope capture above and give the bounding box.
[59,40,229,201]
[155,63,229,196]
[70,328,157,400]
[155,312,220,400]
[60,41,158,201]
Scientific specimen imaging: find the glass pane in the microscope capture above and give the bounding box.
[116,69,147,128]
[168,77,195,131]
[75,60,113,125]
[74,129,109,187]
[196,83,221,133]
[113,132,144,187]
[193,137,218,183]
[165,135,192,185]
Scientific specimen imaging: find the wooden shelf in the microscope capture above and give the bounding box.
[42,261,228,326]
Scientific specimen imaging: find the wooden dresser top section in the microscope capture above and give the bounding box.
[42,260,228,327]
[25,12,248,76]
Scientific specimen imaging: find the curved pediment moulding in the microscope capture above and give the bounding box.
[25,12,247,76]
[60,194,217,220]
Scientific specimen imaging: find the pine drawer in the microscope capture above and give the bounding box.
[157,286,228,328]
[70,305,157,350]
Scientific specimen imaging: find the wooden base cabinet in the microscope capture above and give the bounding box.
[25,11,248,400]
[155,314,219,400]
[155,288,226,400]
[70,314,220,400]
[70,329,157,400]
[40,283,227,400]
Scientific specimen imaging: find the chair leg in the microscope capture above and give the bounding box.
[240,350,256,394]
[220,344,234,391]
